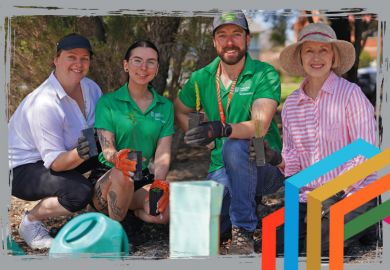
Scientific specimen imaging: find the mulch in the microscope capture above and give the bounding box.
[8,142,383,264]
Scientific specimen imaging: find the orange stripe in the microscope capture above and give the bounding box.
[262,207,285,270]
[330,205,344,270]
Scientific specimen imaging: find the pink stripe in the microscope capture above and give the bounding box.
[299,31,334,41]
[384,216,390,225]
[281,72,377,202]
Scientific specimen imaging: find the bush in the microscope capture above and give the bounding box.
[359,50,373,68]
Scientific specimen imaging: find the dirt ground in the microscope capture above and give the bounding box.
[8,137,211,257]
[8,134,383,264]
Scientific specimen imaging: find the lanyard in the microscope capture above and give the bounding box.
[215,63,239,124]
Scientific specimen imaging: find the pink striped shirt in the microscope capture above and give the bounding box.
[281,72,377,202]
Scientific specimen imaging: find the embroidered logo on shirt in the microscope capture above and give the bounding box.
[234,82,253,95]
[150,111,166,124]
[127,112,137,124]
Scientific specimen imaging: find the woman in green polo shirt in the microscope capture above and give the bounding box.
[89,40,174,224]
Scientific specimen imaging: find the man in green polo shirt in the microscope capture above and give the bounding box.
[174,11,284,254]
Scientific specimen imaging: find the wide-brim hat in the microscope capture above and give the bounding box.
[279,23,355,76]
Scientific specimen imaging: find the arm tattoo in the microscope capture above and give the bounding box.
[108,190,125,219]
[97,129,117,163]
[97,129,113,149]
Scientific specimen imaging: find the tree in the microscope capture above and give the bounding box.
[138,16,182,95]
[9,15,214,108]
[269,15,287,47]
[263,11,288,47]
[167,16,215,99]
[9,15,217,159]
[331,14,377,82]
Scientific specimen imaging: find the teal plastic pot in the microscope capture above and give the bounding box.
[49,212,129,258]
[5,236,25,256]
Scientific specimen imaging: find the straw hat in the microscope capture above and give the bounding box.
[279,23,355,76]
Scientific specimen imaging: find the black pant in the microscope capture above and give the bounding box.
[275,197,379,256]
[11,157,99,212]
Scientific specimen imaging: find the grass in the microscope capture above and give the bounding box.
[281,82,300,104]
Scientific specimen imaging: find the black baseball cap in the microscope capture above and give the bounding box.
[56,33,93,55]
[213,11,249,35]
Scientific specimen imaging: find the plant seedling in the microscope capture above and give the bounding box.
[188,111,205,130]
[188,80,205,130]
[251,119,266,166]
[128,150,143,181]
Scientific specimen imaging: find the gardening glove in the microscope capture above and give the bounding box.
[149,179,169,214]
[113,149,137,177]
[249,140,282,166]
[184,121,232,146]
[264,141,283,166]
[76,135,90,160]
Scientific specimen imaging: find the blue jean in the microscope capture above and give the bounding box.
[207,168,232,235]
[222,139,284,232]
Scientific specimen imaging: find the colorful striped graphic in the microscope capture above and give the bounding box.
[284,139,380,270]
[261,139,389,270]
[306,147,390,269]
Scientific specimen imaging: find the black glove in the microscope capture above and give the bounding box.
[76,135,90,160]
[184,121,232,146]
[264,141,283,166]
[250,140,282,166]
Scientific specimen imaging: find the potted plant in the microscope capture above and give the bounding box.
[251,118,266,166]
[188,81,205,129]
[126,112,143,181]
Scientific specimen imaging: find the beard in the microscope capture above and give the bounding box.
[217,44,247,65]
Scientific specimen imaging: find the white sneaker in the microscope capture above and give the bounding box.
[18,211,53,249]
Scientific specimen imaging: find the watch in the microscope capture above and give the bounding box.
[223,123,232,137]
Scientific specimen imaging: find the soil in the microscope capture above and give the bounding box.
[8,132,383,264]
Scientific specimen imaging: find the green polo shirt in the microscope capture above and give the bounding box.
[95,83,174,169]
[179,53,282,173]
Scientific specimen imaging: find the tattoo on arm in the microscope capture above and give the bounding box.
[97,129,113,149]
[108,190,125,219]
[97,129,117,163]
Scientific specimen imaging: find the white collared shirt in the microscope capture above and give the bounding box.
[8,72,102,169]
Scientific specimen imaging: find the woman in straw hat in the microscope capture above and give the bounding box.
[272,23,379,254]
